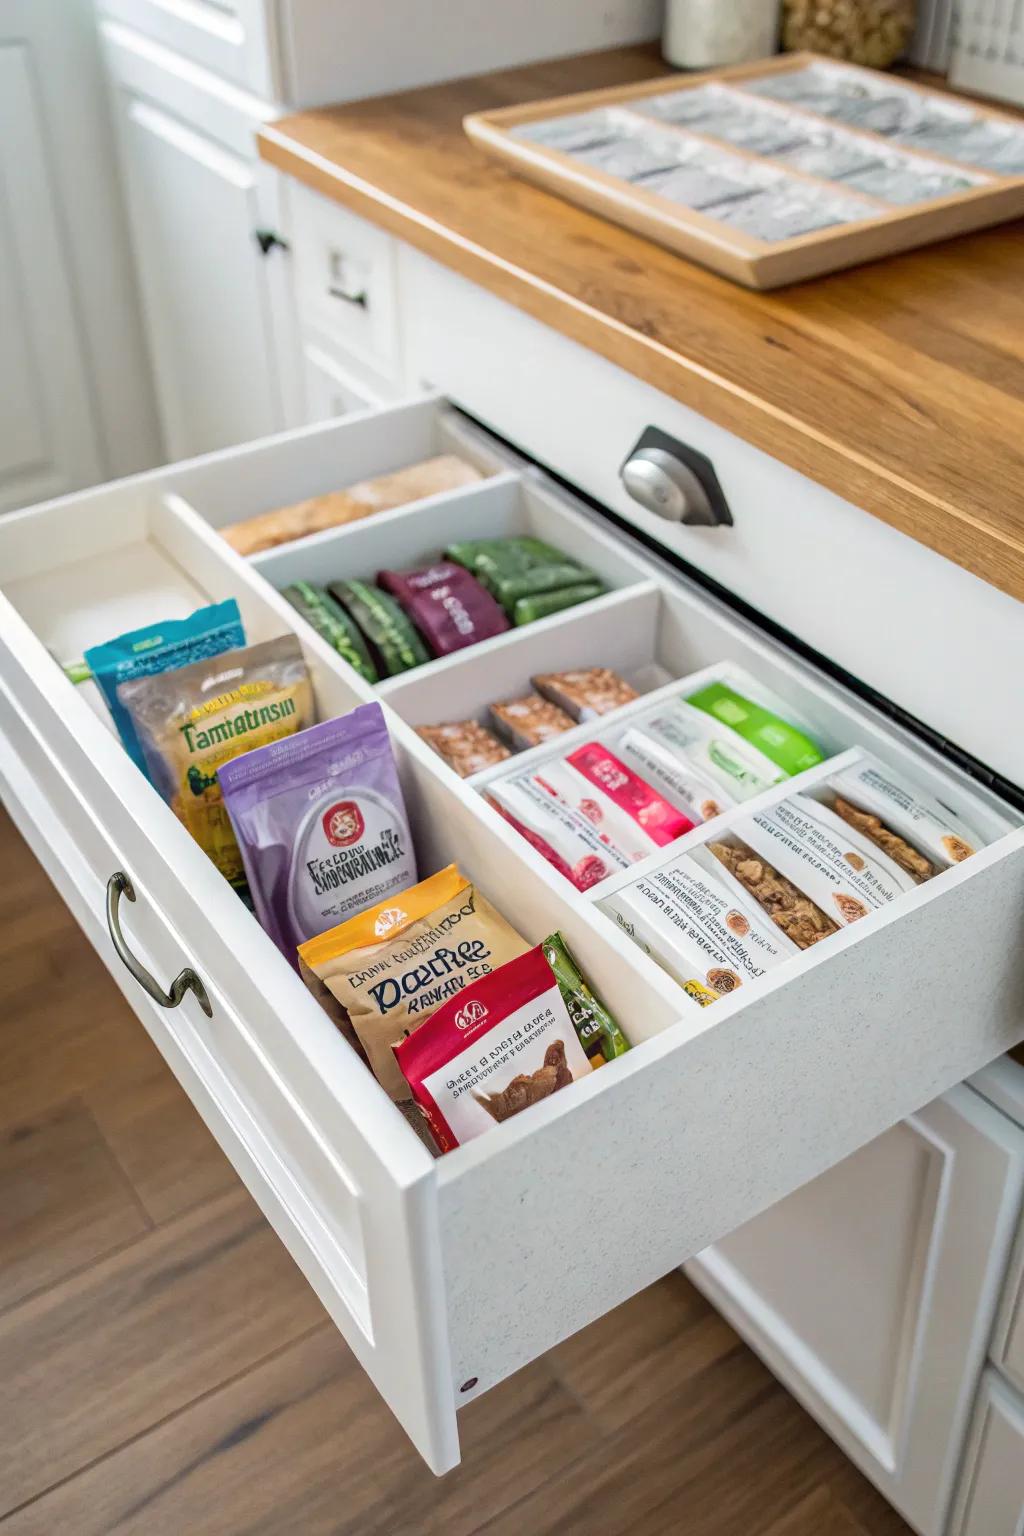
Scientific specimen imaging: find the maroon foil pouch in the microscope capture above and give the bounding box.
[377,561,509,657]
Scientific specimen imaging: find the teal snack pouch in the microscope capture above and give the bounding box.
[85,600,245,778]
[687,680,824,777]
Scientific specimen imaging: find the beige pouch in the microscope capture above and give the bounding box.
[118,635,313,886]
[298,864,529,1101]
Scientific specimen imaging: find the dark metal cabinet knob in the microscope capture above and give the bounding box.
[620,428,733,528]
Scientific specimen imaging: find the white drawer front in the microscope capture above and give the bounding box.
[97,0,277,98]
[685,1088,1024,1536]
[950,1371,1024,1536]
[399,247,1024,791]
[1,397,1023,1475]
[993,1207,1024,1397]
[290,184,401,389]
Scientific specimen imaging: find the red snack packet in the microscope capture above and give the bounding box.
[565,742,694,847]
[392,945,592,1152]
[377,562,509,656]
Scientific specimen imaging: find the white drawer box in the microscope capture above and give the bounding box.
[2,393,1023,1476]
[950,1371,1024,1536]
[398,247,1024,791]
[290,185,401,390]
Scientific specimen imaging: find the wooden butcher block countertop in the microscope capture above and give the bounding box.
[259,46,1024,603]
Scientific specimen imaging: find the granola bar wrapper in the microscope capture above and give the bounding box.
[610,724,731,824]
[600,852,797,1006]
[824,754,991,871]
[724,791,918,934]
[298,864,530,1102]
[625,697,787,803]
[218,703,416,962]
[392,945,592,1152]
[487,774,631,892]
[117,635,313,887]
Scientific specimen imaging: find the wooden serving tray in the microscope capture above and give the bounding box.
[463,53,1024,288]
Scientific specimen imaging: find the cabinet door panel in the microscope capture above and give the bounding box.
[687,1088,1024,1536]
[0,44,102,510]
[112,91,284,459]
[950,1372,1024,1536]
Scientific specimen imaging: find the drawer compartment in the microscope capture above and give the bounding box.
[2,400,1023,1476]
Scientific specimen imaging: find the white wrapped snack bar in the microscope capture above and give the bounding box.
[825,754,990,868]
[733,791,917,930]
[614,725,734,824]
[601,851,796,1007]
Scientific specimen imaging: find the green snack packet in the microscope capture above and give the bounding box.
[447,537,596,612]
[542,931,630,1064]
[282,581,378,683]
[329,579,430,676]
[687,680,824,777]
[513,581,605,625]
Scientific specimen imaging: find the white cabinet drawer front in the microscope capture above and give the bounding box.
[399,248,1024,790]
[290,184,401,387]
[685,1088,1024,1536]
[1,397,1023,1474]
[950,1372,1024,1536]
[97,0,277,97]
[993,1202,1024,1396]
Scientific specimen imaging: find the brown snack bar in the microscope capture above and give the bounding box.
[417,720,511,778]
[490,693,575,750]
[832,796,936,884]
[710,839,838,950]
[221,455,483,555]
[532,667,638,721]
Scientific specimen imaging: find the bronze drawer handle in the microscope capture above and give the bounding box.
[106,871,213,1018]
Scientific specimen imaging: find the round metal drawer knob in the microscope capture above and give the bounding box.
[621,447,718,526]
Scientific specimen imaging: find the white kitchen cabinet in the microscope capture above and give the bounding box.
[0,46,101,511]
[949,1371,1024,1536]
[95,0,661,107]
[100,22,303,459]
[686,1088,1024,1536]
[0,0,159,512]
[99,0,278,97]
[1,380,1023,1478]
[301,335,387,422]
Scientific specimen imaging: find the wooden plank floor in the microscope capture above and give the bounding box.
[0,810,911,1536]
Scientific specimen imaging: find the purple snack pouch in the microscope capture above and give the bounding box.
[218,702,417,963]
[377,561,509,656]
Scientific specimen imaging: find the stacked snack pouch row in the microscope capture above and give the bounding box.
[601,750,998,1005]
[281,537,606,684]
[485,672,826,891]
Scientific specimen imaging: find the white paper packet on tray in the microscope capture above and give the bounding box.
[731,791,918,930]
[600,851,797,1007]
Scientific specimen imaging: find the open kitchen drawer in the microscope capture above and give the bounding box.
[1,392,1023,1476]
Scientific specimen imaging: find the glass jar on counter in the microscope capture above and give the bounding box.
[781,0,916,67]
[663,0,781,68]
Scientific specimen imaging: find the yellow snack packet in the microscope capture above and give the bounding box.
[117,635,313,885]
[299,864,530,1101]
